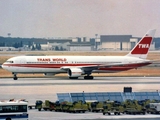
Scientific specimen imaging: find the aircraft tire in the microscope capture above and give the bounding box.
[84,76,93,79]
[69,77,78,79]
[6,118,11,120]
[13,77,18,80]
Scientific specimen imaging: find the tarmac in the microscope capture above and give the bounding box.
[0,76,160,120]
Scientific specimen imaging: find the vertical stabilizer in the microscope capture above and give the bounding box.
[126,29,156,59]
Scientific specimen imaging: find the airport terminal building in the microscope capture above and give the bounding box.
[0,34,158,51]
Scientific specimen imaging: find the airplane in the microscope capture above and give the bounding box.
[2,29,156,80]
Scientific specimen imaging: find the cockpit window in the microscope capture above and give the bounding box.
[6,61,14,63]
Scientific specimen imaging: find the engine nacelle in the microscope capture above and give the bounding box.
[43,73,56,76]
[68,68,83,77]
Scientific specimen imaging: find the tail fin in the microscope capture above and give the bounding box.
[126,29,156,59]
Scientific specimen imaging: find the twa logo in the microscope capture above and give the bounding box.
[138,44,149,48]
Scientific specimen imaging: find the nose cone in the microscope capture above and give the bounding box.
[1,63,7,70]
[1,63,10,72]
[1,63,4,69]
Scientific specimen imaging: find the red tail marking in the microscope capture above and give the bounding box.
[131,37,152,54]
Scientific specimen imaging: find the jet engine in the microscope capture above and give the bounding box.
[67,68,83,77]
[43,73,56,76]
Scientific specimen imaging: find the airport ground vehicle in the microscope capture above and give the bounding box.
[103,101,124,115]
[36,100,55,111]
[88,101,103,112]
[0,100,28,120]
[67,101,88,113]
[54,100,88,113]
[54,101,63,112]
[48,101,56,111]
[60,101,70,112]
[123,100,146,115]
[41,100,50,111]
[146,103,160,114]
[35,100,43,111]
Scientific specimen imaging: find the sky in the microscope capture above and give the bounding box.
[0,0,160,38]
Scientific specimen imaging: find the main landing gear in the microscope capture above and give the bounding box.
[84,76,93,80]
[69,76,94,80]
[69,77,78,79]
[12,73,18,80]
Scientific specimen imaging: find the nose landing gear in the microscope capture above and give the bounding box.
[12,73,18,80]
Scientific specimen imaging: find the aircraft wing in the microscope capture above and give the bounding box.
[60,63,122,70]
[60,61,152,71]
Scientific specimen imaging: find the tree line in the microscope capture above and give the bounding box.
[0,41,67,51]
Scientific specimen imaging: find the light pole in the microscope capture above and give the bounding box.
[95,34,98,50]
[8,33,11,37]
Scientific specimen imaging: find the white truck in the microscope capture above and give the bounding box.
[147,103,160,114]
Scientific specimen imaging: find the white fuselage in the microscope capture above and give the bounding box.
[2,55,151,74]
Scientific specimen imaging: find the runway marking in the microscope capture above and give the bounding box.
[0,81,160,86]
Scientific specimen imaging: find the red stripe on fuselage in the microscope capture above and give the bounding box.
[3,62,151,71]
[3,64,99,68]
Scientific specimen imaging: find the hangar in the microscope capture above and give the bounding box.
[100,35,138,50]
[68,43,94,51]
